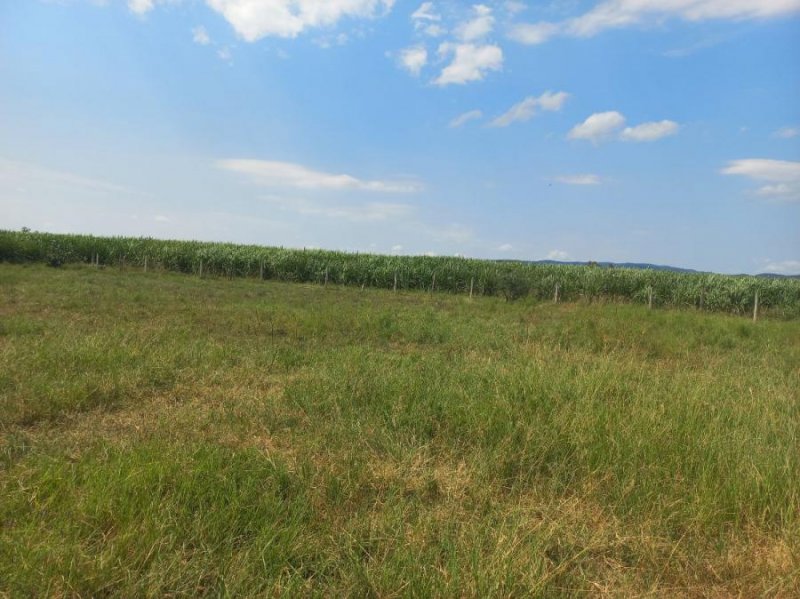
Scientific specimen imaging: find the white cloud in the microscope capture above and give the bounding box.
[263,195,413,221]
[128,0,154,14]
[763,260,800,275]
[0,158,137,196]
[773,126,800,139]
[537,90,571,111]
[620,120,679,142]
[398,46,428,76]
[455,4,494,42]
[154,214,170,222]
[546,250,570,260]
[217,46,233,61]
[205,0,395,41]
[391,244,404,252]
[555,174,601,185]
[721,159,800,202]
[497,243,513,251]
[490,91,569,127]
[504,1,526,15]
[509,0,800,45]
[507,22,559,44]
[411,2,439,23]
[449,109,483,128]
[217,159,421,193]
[568,111,626,143]
[411,2,446,35]
[434,42,503,86]
[192,26,211,45]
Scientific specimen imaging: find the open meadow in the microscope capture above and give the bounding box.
[1,263,799,597]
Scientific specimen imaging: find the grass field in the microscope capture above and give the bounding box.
[1,264,798,597]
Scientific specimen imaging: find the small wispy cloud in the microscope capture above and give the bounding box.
[455,4,494,42]
[217,159,422,193]
[569,112,679,144]
[773,126,800,139]
[721,158,800,202]
[508,0,800,46]
[568,111,626,143]
[449,109,483,128]
[555,174,601,185]
[398,46,428,76]
[620,120,679,142]
[763,260,800,274]
[192,26,211,45]
[262,195,414,222]
[434,42,503,86]
[546,249,570,261]
[490,91,569,127]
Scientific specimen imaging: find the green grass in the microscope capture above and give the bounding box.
[1,264,798,597]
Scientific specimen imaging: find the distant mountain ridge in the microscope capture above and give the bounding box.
[511,260,800,279]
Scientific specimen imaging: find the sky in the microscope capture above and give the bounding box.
[1,0,799,274]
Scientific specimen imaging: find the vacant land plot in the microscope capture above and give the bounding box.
[1,265,798,597]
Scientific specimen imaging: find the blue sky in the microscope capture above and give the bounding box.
[1,0,799,274]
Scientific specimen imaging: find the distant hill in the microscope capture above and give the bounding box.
[507,260,800,279]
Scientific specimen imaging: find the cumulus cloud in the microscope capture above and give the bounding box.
[509,0,800,45]
[434,42,503,86]
[449,109,483,128]
[490,91,569,127]
[569,112,679,143]
[192,26,211,45]
[205,0,395,41]
[721,159,800,202]
[568,111,626,143]
[398,46,428,76]
[620,120,679,142]
[217,159,421,193]
[455,4,494,41]
[555,174,601,185]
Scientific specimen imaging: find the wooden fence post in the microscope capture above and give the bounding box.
[144,256,148,273]
[753,290,759,323]
[554,283,560,304]
[648,287,653,310]
[469,277,474,300]
[431,272,436,293]
[393,272,398,292]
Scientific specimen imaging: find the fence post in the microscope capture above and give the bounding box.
[554,283,560,303]
[144,256,148,273]
[431,272,436,293]
[393,272,398,292]
[753,290,759,323]
[324,266,329,287]
[648,286,653,310]
[469,277,474,300]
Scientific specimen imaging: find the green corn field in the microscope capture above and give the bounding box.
[2,229,799,317]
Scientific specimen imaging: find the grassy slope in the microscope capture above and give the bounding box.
[1,264,798,597]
